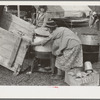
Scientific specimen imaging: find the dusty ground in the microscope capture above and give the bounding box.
[0,62,99,86]
[0,26,100,86]
[0,65,67,86]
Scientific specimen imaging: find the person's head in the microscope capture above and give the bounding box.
[45,20,57,33]
[92,11,97,17]
[89,11,92,15]
[38,6,47,13]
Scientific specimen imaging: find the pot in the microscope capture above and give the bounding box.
[80,33,99,45]
[34,35,52,52]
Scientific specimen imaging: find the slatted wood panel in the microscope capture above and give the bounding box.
[0,11,35,39]
[8,37,22,67]
[0,27,31,75]
[0,27,20,68]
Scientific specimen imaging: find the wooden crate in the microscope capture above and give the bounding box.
[0,11,36,75]
[64,70,99,86]
[0,11,35,38]
[0,27,32,75]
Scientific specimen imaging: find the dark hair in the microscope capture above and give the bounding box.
[38,6,48,12]
[50,27,57,31]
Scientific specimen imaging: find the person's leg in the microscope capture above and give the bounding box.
[50,54,56,75]
[57,68,62,75]
[51,68,63,80]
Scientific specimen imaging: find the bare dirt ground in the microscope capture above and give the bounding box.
[0,61,99,86]
[0,65,67,86]
[0,26,99,86]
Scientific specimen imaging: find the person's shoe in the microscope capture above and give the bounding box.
[26,71,32,75]
[51,73,55,77]
[44,66,51,70]
[38,67,52,73]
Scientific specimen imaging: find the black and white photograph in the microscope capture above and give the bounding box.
[0,2,100,87]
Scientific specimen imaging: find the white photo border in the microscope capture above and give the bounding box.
[0,1,100,99]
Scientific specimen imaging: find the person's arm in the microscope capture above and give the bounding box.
[42,13,49,27]
[91,16,97,25]
[32,34,52,46]
[89,14,94,27]
[41,35,52,45]
[31,13,36,25]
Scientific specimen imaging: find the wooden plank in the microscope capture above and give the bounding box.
[0,47,11,59]
[0,11,32,29]
[0,27,22,73]
[0,11,35,36]
[0,18,33,36]
[0,27,21,67]
[14,38,29,65]
[9,23,33,38]
[0,27,20,62]
[0,34,31,54]
[0,55,10,68]
[0,38,15,51]
[0,55,18,72]
[8,37,22,67]
[17,5,20,18]
[12,37,31,72]
[0,27,18,42]
[13,44,28,58]
[0,11,34,74]
[9,19,34,33]
[0,12,34,40]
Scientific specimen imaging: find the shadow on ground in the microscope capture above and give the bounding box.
[0,65,67,86]
[0,61,99,86]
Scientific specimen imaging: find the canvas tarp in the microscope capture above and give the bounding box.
[60,5,91,17]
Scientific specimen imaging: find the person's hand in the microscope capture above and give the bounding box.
[56,50,61,56]
[34,26,37,29]
[31,42,41,46]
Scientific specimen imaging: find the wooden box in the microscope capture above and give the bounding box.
[0,11,35,38]
[64,70,99,86]
[0,11,36,75]
[0,27,32,75]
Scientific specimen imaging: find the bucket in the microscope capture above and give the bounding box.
[34,35,52,52]
[35,51,52,59]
